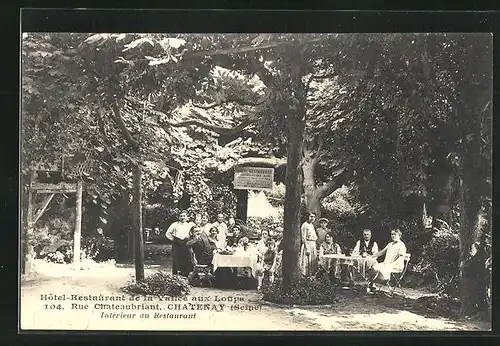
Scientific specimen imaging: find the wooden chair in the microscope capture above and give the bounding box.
[386,253,411,296]
[187,253,215,287]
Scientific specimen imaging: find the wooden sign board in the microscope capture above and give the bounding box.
[234,166,274,191]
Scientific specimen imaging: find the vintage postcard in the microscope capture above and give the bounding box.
[20,29,492,331]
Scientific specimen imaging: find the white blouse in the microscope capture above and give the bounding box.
[165,221,192,241]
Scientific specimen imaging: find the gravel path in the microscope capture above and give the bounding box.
[20,260,489,331]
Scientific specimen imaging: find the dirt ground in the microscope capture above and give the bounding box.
[20,254,490,331]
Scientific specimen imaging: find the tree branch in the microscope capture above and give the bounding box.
[110,103,140,152]
[315,138,324,163]
[192,90,270,109]
[141,106,257,137]
[236,157,287,167]
[317,165,350,198]
[311,72,337,80]
[96,108,108,139]
[305,74,316,94]
[170,117,255,136]
[187,36,333,58]
[124,96,258,137]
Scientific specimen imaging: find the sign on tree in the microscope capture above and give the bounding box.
[233,167,274,191]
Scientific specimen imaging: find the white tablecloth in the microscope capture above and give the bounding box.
[212,253,259,277]
[319,254,377,279]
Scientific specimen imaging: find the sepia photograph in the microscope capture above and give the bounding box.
[20,32,492,331]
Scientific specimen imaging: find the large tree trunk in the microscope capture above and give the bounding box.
[281,119,305,292]
[457,153,487,318]
[132,162,145,282]
[428,158,456,226]
[302,146,321,220]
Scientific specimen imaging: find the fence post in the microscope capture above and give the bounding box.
[73,181,83,270]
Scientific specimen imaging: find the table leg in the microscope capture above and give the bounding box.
[350,261,368,281]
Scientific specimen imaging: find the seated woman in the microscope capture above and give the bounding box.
[186,225,219,266]
[255,238,278,291]
[367,228,407,293]
[226,226,244,247]
[318,232,343,282]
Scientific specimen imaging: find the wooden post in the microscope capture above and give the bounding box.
[235,189,249,224]
[24,170,36,274]
[73,181,83,270]
[133,163,145,281]
[128,222,135,262]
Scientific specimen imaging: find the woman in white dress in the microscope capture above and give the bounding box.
[299,213,318,276]
[367,228,407,292]
[212,213,228,249]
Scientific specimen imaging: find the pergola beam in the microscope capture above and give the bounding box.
[33,193,55,224]
[31,182,77,193]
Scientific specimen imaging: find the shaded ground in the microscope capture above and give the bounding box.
[20,246,490,331]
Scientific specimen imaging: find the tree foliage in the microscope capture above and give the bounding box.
[22,32,492,317]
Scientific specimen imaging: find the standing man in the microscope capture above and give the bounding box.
[165,211,193,276]
[316,218,330,250]
[213,213,228,249]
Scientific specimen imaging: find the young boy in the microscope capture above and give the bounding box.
[256,239,278,291]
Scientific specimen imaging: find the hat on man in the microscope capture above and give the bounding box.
[318,218,329,223]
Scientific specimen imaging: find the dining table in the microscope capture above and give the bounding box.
[319,254,378,280]
[212,252,259,278]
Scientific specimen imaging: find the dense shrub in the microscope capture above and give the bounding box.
[247,216,282,239]
[122,271,190,297]
[45,249,71,263]
[412,219,459,295]
[31,215,74,259]
[262,276,337,305]
[82,236,115,262]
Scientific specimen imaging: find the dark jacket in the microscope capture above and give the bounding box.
[227,233,244,247]
[359,238,376,255]
[188,233,217,265]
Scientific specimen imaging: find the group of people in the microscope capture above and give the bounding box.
[300,212,408,292]
[164,211,239,277]
[164,210,282,290]
[165,210,408,293]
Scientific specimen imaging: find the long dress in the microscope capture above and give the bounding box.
[213,222,228,249]
[165,221,193,276]
[300,221,318,276]
[372,240,407,282]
